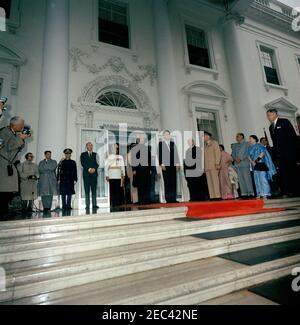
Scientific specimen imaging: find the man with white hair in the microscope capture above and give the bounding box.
[0,117,30,217]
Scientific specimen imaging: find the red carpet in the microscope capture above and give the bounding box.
[125,200,284,220]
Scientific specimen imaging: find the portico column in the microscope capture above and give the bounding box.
[153,0,182,132]
[37,0,69,161]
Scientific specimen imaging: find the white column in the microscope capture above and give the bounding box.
[153,0,182,132]
[37,0,69,161]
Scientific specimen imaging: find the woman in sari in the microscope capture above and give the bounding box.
[248,135,276,199]
[219,145,234,200]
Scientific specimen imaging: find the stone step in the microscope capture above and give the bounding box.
[265,198,300,208]
[1,210,299,264]
[2,209,298,246]
[0,211,187,240]
[1,227,299,303]
[114,254,300,305]
[1,257,243,305]
[0,207,187,238]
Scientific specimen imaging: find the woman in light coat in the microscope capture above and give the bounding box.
[38,151,58,211]
[18,153,39,212]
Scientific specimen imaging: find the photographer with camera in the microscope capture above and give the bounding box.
[17,153,39,213]
[0,117,31,218]
[0,97,8,151]
[0,97,7,125]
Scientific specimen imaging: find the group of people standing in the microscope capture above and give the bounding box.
[195,109,300,202]
[1,105,300,217]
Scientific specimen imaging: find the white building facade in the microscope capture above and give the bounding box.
[0,0,300,206]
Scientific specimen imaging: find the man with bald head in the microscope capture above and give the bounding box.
[0,117,30,217]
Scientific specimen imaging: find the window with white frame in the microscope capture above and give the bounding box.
[185,25,211,69]
[98,0,130,49]
[196,110,220,142]
[0,0,11,19]
[260,46,281,86]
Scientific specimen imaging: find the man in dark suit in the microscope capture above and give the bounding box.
[80,142,99,210]
[131,135,152,205]
[184,139,207,202]
[158,130,180,203]
[267,109,299,197]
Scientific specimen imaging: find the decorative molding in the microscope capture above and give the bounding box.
[69,48,157,86]
[0,39,26,66]
[73,75,160,129]
[183,81,229,121]
[246,0,300,37]
[265,97,298,114]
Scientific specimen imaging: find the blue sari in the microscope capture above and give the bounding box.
[248,143,276,180]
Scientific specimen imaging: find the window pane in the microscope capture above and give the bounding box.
[264,66,280,85]
[0,0,11,19]
[196,111,220,142]
[99,0,129,49]
[186,25,211,68]
[96,91,137,109]
[260,46,280,85]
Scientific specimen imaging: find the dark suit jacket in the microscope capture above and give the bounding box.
[80,152,99,178]
[269,118,298,163]
[158,141,180,168]
[184,145,202,178]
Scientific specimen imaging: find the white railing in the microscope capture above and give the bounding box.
[255,0,270,6]
[254,0,293,19]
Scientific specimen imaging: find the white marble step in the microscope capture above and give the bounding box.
[2,236,200,273]
[265,198,300,208]
[114,254,300,305]
[265,198,300,205]
[0,211,187,239]
[0,207,187,235]
[1,227,299,303]
[1,211,299,264]
[1,257,245,305]
[2,209,298,246]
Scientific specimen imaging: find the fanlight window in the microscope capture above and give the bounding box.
[96,91,137,109]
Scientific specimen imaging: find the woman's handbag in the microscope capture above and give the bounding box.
[254,162,269,172]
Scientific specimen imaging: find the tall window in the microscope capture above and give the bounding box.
[0,0,11,19]
[96,91,137,109]
[186,25,210,69]
[196,111,220,142]
[98,0,130,49]
[260,46,280,85]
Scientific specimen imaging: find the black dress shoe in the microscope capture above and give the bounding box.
[93,206,99,209]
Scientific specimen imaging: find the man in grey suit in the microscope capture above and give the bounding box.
[231,133,254,198]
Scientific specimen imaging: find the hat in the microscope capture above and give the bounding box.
[0,97,7,104]
[204,131,212,137]
[64,148,73,154]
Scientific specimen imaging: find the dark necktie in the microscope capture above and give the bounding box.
[271,123,276,134]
